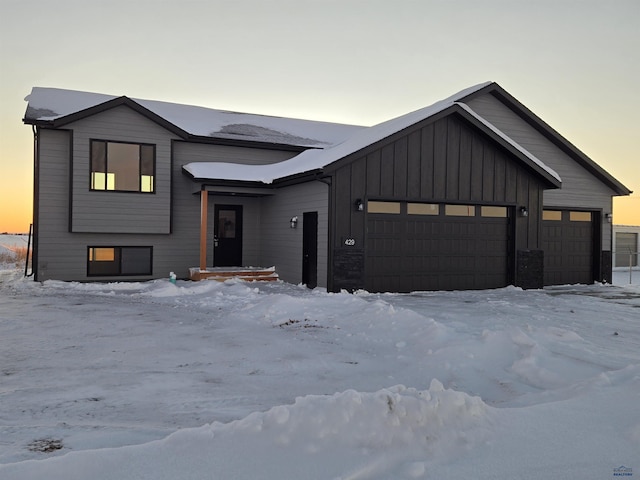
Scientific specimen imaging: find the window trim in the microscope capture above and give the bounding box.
[87,246,153,277]
[90,139,156,194]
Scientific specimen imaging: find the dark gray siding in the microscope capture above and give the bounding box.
[67,105,176,233]
[35,127,178,281]
[259,181,329,287]
[326,113,547,291]
[35,129,72,281]
[465,94,615,247]
[174,141,297,166]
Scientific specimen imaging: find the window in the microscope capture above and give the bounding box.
[91,140,155,192]
[367,201,401,214]
[481,206,508,218]
[407,203,439,215]
[569,211,592,222]
[88,246,153,276]
[445,204,475,217]
[543,210,562,221]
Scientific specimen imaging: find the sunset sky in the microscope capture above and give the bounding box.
[1,0,638,233]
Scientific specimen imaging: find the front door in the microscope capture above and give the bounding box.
[214,205,243,267]
[302,211,318,288]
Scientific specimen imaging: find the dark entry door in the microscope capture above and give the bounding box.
[302,212,318,288]
[214,205,243,267]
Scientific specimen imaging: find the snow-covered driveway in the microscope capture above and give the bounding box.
[0,270,638,479]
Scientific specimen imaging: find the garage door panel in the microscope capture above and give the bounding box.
[542,210,594,285]
[366,204,511,292]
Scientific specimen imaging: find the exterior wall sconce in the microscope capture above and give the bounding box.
[519,206,529,217]
[605,213,613,223]
[290,216,298,229]
[355,199,364,212]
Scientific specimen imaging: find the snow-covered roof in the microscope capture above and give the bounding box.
[184,82,560,186]
[23,87,364,148]
[24,83,561,186]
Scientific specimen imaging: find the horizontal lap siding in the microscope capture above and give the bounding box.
[68,106,176,234]
[36,129,200,281]
[466,94,614,246]
[36,129,72,281]
[174,141,297,165]
[259,181,329,287]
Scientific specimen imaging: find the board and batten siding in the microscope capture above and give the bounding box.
[259,181,329,287]
[173,141,298,166]
[465,94,615,246]
[67,105,177,234]
[328,114,547,254]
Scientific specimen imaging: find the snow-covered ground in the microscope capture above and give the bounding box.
[0,261,638,479]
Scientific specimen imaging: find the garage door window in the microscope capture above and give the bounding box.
[543,210,562,221]
[368,201,401,214]
[570,211,592,222]
[445,204,475,217]
[481,206,508,218]
[407,203,439,215]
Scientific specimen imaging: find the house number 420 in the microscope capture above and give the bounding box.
[344,238,356,246]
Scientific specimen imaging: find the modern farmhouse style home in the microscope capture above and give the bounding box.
[23,82,630,292]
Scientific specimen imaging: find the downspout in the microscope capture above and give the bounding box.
[29,125,39,279]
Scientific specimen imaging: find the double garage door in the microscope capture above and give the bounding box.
[542,210,596,285]
[365,201,511,292]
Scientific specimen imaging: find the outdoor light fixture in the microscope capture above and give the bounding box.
[519,206,529,217]
[605,213,613,223]
[290,216,298,229]
[355,199,364,212]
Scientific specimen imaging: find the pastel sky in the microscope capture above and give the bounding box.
[1,0,638,233]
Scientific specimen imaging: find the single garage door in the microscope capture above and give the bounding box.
[542,210,595,285]
[365,202,512,292]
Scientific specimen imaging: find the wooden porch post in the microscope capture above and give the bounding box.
[199,189,208,271]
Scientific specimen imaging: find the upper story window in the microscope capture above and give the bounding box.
[90,140,155,193]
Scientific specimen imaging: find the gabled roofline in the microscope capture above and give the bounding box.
[458,83,632,195]
[23,96,311,153]
[23,96,190,138]
[322,104,561,189]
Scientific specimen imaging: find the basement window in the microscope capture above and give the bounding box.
[91,140,155,193]
[88,246,153,276]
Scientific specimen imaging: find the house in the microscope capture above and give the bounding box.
[22,82,631,292]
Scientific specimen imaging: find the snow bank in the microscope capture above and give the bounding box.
[0,381,492,480]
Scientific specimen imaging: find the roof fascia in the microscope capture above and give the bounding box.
[459,83,631,195]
